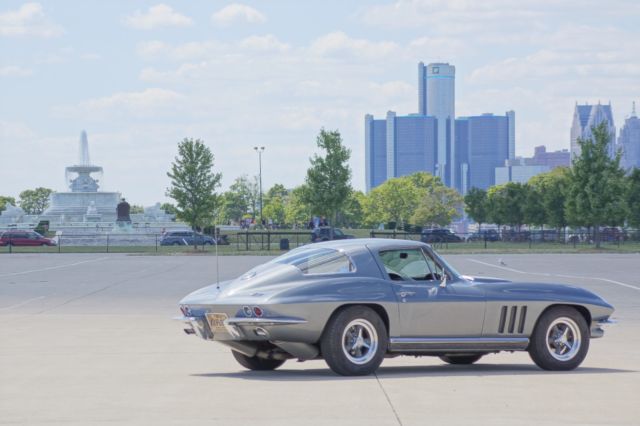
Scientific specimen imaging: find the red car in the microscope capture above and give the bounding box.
[0,230,56,246]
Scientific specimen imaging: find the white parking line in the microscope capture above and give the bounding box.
[0,257,109,278]
[0,296,45,311]
[468,258,640,292]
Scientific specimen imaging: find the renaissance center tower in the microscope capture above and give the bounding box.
[419,62,456,187]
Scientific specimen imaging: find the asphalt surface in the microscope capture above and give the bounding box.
[1,252,639,425]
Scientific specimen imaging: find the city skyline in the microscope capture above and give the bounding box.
[1,1,639,205]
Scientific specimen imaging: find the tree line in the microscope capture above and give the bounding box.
[464,122,640,247]
[165,129,463,232]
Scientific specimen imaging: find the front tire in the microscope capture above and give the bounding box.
[439,354,484,365]
[528,306,589,371]
[321,306,387,376]
[231,350,286,371]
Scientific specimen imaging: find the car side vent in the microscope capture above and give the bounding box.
[498,305,527,334]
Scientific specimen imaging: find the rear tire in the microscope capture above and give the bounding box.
[439,354,484,365]
[231,350,286,371]
[321,306,387,376]
[528,306,589,371]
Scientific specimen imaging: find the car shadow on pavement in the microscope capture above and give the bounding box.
[192,363,636,381]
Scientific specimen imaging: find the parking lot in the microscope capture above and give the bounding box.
[1,253,639,425]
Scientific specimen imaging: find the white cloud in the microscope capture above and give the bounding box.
[55,88,186,121]
[0,2,63,37]
[310,31,399,60]
[239,35,290,52]
[211,3,266,26]
[124,4,193,30]
[0,65,33,77]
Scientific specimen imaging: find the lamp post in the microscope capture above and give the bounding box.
[253,146,265,225]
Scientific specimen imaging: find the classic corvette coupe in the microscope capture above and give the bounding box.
[177,239,614,376]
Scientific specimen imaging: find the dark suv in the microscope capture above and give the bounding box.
[0,230,56,246]
[420,228,462,243]
[160,231,217,246]
[310,227,355,243]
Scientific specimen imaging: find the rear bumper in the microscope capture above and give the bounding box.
[175,315,307,341]
[591,318,616,338]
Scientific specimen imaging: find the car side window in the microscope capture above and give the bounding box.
[379,249,437,282]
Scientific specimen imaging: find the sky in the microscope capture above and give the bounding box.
[1,0,639,206]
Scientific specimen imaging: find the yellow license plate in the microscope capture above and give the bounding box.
[206,313,228,332]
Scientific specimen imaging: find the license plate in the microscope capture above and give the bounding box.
[206,313,228,332]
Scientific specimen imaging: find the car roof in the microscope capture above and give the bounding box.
[307,238,430,252]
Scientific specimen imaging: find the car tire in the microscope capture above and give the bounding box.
[528,306,589,371]
[321,306,387,376]
[439,354,484,365]
[231,350,286,371]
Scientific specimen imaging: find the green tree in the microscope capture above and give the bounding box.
[339,190,365,228]
[528,167,570,231]
[464,187,489,230]
[130,205,145,214]
[166,138,222,235]
[160,202,177,215]
[221,175,259,223]
[626,168,640,228]
[410,174,462,227]
[363,177,418,228]
[284,185,312,227]
[0,196,16,213]
[565,122,628,247]
[522,183,546,229]
[18,187,54,214]
[487,183,527,232]
[300,129,352,225]
[262,183,289,226]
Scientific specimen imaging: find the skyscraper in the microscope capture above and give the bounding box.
[619,102,640,171]
[364,114,387,192]
[364,112,437,191]
[570,102,616,160]
[418,62,455,187]
[459,112,513,190]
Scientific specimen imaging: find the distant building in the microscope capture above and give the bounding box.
[525,145,570,168]
[570,102,616,160]
[364,112,437,192]
[495,159,550,186]
[457,112,514,191]
[619,102,640,171]
[364,114,387,192]
[419,62,455,187]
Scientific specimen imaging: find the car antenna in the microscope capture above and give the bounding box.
[215,225,220,290]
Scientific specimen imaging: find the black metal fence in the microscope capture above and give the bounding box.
[1,228,639,254]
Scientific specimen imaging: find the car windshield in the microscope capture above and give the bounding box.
[270,247,355,275]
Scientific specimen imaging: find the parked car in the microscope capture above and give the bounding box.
[160,231,217,246]
[466,229,500,242]
[310,226,354,243]
[0,230,56,246]
[177,238,614,376]
[420,228,462,243]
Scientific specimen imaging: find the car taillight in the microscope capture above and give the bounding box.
[253,306,263,317]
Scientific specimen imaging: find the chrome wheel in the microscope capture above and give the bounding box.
[546,317,581,361]
[341,319,378,365]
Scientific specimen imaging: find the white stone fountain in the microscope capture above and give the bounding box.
[41,131,121,223]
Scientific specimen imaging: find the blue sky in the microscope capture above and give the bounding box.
[1,1,639,206]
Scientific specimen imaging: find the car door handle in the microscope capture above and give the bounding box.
[397,291,416,298]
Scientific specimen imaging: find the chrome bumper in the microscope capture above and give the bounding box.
[590,318,616,338]
[175,315,307,341]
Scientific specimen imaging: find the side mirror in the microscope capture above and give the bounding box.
[439,273,447,288]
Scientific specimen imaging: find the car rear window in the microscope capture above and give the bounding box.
[272,247,355,275]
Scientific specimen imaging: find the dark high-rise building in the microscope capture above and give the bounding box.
[458,112,514,190]
[364,112,437,192]
[570,102,616,160]
[619,102,640,171]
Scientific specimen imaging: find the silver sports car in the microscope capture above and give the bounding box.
[177,239,614,376]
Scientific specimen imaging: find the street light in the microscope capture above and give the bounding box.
[253,146,265,226]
